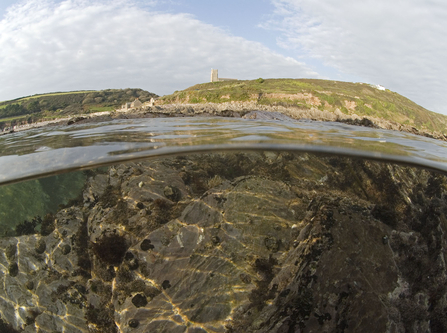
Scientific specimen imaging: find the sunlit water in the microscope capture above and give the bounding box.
[1,117,447,185]
[0,116,447,333]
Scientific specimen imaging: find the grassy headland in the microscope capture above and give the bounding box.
[1,79,446,138]
[0,88,157,128]
[160,78,447,135]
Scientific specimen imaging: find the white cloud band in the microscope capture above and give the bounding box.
[268,0,447,114]
[0,0,318,100]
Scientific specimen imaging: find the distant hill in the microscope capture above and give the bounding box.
[160,79,447,135]
[0,88,158,127]
[2,79,446,138]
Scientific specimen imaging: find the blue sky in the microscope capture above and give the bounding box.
[0,0,446,115]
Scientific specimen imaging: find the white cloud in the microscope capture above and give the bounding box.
[0,0,318,100]
[267,0,447,114]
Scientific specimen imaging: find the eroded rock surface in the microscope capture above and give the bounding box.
[0,152,446,332]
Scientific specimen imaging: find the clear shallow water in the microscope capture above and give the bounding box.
[0,117,447,333]
[1,117,447,185]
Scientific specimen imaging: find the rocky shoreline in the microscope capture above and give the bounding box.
[3,103,447,142]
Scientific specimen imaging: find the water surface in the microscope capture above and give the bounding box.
[0,117,447,333]
[1,117,447,185]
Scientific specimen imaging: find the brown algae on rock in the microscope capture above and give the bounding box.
[91,233,129,266]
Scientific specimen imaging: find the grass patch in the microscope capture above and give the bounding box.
[0,115,27,122]
[87,106,114,112]
[16,90,95,102]
[258,97,310,109]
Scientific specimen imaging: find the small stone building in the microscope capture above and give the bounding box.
[210,69,236,82]
[121,98,142,110]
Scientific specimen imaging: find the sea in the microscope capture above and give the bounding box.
[0,116,447,332]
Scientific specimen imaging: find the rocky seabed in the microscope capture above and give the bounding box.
[0,151,447,332]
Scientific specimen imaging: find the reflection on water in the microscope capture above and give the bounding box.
[0,150,446,333]
[1,117,447,185]
[0,172,86,236]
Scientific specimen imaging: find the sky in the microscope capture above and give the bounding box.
[0,0,446,115]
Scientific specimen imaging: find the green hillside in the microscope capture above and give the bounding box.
[0,88,157,128]
[160,79,447,135]
[2,79,446,137]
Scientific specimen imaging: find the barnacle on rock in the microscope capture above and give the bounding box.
[5,243,17,260]
[128,319,139,328]
[131,294,148,308]
[162,280,171,289]
[8,263,18,277]
[25,280,34,290]
[61,244,71,255]
[164,185,181,202]
[140,239,154,251]
[124,252,139,270]
[264,236,279,252]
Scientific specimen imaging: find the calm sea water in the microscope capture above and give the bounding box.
[1,117,447,185]
[0,117,446,332]
[1,116,446,232]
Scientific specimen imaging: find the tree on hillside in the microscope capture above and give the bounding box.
[27,100,41,113]
[0,104,27,118]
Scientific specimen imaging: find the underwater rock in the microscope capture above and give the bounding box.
[0,152,446,332]
[34,238,46,254]
[0,207,90,332]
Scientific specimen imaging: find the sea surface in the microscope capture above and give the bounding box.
[1,116,447,184]
[0,116,447,332]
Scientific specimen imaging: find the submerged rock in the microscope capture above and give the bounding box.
[34,238,46,254]
[0,151,446,332]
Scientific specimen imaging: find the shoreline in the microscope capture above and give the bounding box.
[2,103,446,141]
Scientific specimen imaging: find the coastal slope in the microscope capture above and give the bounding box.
[1,79,446,140]
[160,79,447,137]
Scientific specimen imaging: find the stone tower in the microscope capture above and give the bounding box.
[210,69,218,82]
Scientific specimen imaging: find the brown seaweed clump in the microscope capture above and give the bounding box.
[152,199,173,224]
[92,233,129,266]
